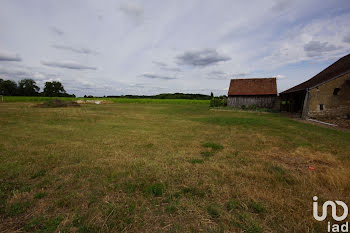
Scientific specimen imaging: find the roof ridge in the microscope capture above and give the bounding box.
[282,53,350,94]
[230,77,276,80]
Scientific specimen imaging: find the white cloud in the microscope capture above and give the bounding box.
[276,74,287,79]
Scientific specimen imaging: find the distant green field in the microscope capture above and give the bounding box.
[2,96,210,105]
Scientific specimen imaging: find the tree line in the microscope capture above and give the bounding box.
[0,78,74,97]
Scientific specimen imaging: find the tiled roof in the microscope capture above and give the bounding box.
[228,78,277,96]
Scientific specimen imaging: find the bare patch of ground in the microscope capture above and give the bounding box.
[34,99,80,108]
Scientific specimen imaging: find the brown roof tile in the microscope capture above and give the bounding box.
[228,78,277,96]
[282,53,350,94]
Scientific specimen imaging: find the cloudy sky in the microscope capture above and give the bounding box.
[0,0,350,96]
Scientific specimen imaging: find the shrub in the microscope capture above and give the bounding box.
[246,104,257,110]
[210,97,227,107]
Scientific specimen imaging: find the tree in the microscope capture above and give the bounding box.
[0,78,3,95]
[18,79,40,96]
[210,92,214,98]
[0,78,3,93]
[0,79,18,96]
[43,81,66,97]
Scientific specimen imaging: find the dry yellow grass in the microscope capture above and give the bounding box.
[0,102,349,232]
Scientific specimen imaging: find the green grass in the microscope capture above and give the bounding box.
[2,96,210,105]
[0,101,349,232]
[202,142,224,151]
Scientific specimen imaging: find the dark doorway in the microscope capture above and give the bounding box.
[280,90,306,115]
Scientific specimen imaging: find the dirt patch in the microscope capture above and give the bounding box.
[34,99,80,108]
[76,100,113,104]
[271,154,309,172]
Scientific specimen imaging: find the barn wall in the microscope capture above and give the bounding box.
[308,72,350,118]
[227,95,277,108]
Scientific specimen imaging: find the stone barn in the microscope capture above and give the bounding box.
[280,54,350,118]
[227,78,278,108]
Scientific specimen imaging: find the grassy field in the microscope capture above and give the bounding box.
[2,96,210,105]
[0,101,350,232]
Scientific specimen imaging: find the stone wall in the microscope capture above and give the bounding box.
[227,95,277,108]
[308,72,350,118]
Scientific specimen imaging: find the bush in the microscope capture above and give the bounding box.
[210,97,227,107]
[246,104,257,110]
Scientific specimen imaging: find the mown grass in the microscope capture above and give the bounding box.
[0,102,349,232]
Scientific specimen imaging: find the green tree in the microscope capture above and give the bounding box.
[18,79,40,96]
[0,78,3,93]
[43,81,66,97]
[0,79,18,96]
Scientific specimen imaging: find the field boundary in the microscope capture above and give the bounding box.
[2,96,210,105]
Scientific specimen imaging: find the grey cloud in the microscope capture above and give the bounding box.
[163,67,182,72]
[176,49,231,67]
[232,72,249,77]
[0,65,59,81]
[0,52,22,62]
[343,34,350,44]
[41,61,97,70]
[142,73,177,80]
[52,44,98,55]
[50,26,64,36]
[153,61,167,67]
[207,71,248,80]
[207,71,228,80]
[270,0,293,12]
[153,61,182,72]
[0,68,27,78]
[304,41,338,57]
[120,3,144,23]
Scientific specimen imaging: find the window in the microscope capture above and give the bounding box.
[320,104,324,111]
[333,88,340,95]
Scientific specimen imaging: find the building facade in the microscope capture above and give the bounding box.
[227,78,278,108]
[281,54,350,119]
[306,72,350,118]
